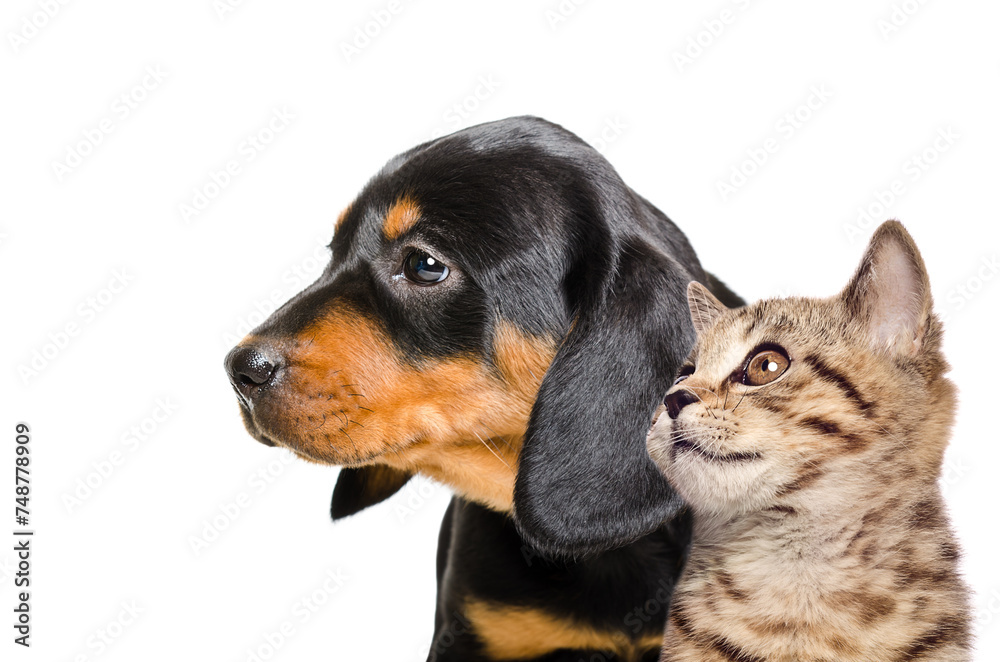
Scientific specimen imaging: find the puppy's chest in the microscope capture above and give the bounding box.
[461,561,675,661]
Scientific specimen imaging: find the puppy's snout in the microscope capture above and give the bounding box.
[225,344,280,400]
[664,389,698,420]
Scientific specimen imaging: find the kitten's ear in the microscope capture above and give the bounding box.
[841,220,932,356]
[688,281,728,335]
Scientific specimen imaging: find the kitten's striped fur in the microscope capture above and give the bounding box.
[647,221,971,661]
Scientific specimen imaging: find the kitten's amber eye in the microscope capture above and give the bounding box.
[742,347,790,386]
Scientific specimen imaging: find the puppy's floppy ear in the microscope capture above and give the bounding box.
[514,239,699,556]
[331,465,413,520]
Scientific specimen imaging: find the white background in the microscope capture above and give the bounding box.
[2,0,999,659]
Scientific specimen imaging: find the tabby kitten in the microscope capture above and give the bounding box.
[647,221,971,661]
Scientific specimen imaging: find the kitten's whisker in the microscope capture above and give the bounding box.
[871,420,914,453]
[442,404,516,452]
[686,387,719,420]
[732,390,747,413]
[476,422,514,450]
[472,429,514,474]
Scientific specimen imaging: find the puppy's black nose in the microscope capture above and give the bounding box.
[664,389,698,419]
[225,345,279,398]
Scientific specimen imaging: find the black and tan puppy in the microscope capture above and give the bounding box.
[225,116,740,661]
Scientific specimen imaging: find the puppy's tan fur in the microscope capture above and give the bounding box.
[648,221,971,661]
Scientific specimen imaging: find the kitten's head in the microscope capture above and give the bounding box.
[647,221,955,518]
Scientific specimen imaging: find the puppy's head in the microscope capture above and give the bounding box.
[226,116,709,555]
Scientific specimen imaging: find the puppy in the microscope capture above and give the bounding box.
[225,116,741,659]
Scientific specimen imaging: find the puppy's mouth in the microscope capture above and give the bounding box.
[671,430,760,463]
[234,399,279,447]
[233,394,397,467]
[233,395,315,457]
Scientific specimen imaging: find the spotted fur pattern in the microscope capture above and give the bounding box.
[647,221,971,661]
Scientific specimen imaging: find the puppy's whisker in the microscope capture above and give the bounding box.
[308,413,327,432]
[340,427,359,457]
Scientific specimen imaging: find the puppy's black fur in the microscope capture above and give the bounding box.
[226,116,741,660]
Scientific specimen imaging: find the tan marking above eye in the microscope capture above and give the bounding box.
[382,195,421,240]
[743,348,790,386]
[333,202,353,233]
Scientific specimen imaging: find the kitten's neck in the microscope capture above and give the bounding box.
[690,474,938,595]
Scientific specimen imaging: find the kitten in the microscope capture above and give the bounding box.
[647,221,971,661]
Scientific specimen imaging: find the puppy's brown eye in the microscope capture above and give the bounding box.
[742,347,789,386]
[403,250,449,284]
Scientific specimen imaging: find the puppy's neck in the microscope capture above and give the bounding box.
[382,434,522,512]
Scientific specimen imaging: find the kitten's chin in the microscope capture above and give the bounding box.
[648,420,775,518]
[646,416,673,472]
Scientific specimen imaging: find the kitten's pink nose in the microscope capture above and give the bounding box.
[664,389,698,419]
